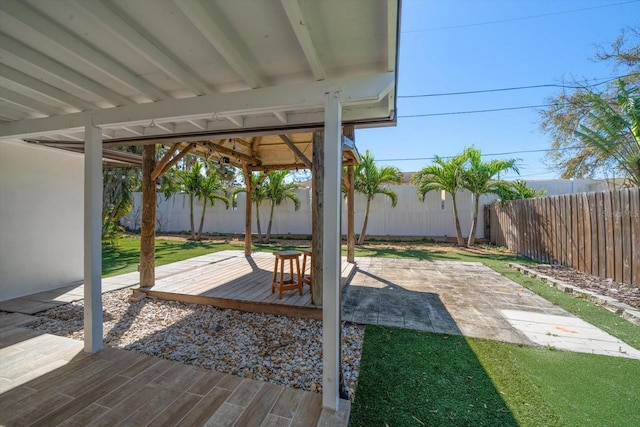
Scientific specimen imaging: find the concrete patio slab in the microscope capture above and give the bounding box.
[343,257,640,359]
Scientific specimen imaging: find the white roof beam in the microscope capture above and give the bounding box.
[0,1,168,102]
[0,87,60,116]
[281,0,325,81]
[1,66,94,111]
[75,0,211,96]
[0,72,394,138]
[0,35,130,107]
[175,0,265,89]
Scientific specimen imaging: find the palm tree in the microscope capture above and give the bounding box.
[575,79,640,186]
[263,170,301,243]
[178,161,206,240]
[495,180,546,203]
[412,153,467,246]
[195,165,230,241]
[234,172,268,243]
[354,150,402,245]
[462,147,518,246]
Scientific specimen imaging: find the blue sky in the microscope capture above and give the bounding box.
[357,0,640,180]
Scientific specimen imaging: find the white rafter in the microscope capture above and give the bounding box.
[152,121,174,133]
[187,119,207,130]
[273,111,287,124]
[120,126,143,136]
[59,132,83,141]
[0,66,94,111]
[0,1,169,102]
[280,0,325,81]
[74,0,211,96]
[0,87,60,116]
[0,35,130,107]
[175,0,265,89]
[223,115,243,128]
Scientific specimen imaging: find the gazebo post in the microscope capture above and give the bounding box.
[139,144,156,288]
[243,163,252,257]
[83,122,103,353]
[311,131,323,306]
[322,91,342,411]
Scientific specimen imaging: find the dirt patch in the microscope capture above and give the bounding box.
[532,265,640,310]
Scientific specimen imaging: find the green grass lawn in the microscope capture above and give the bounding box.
[350,326,640,427]
[102,236,241,277]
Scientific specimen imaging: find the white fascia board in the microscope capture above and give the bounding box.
[0,72,395,138]
[387,0,398,73]
[0,1,168,102]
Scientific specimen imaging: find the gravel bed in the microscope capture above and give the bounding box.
[29,289,364,400]
[532,265,640,310]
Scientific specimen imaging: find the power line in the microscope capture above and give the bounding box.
[397,73,640,99]
[402,0,640,33]
[376,146,587,163]
[398,104,552,118]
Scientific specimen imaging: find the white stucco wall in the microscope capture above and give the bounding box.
[0,141,84,301]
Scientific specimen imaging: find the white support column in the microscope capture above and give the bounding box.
[322,91,342,411]
[84,122,103,353]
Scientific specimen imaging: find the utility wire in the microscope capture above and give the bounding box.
[376,146,587,163]
[397,73,640,98]
[398,104,551,118]
[402,0,640,33]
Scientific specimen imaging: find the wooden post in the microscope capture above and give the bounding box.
[243,163,252,257]
[84,122,103,353]
[311,131,323,306]
[140,144,156,288]
[344,125,356,263]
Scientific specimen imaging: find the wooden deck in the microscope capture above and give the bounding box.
[141,251,356,320]
[0,313,326,426]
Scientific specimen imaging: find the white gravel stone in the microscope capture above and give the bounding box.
[29,288,364,400]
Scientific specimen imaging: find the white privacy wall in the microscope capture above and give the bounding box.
[124,179,608,239]
[0,141,84,301]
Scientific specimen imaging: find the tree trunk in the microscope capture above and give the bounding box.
[265,201,275,243]
[140,144,156,288]
[189,195,196,240]
[451,194,465,246]
[347,165,355,262]
[357,198,371,245]
[196,202,207,241]
[255,202,263,244]
[467,194,479,246]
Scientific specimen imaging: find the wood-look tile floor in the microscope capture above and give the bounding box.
[0,314,323,427]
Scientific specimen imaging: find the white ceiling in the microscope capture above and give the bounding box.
[0,0,399,144]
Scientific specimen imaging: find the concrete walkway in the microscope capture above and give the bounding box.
[343,257,640,360]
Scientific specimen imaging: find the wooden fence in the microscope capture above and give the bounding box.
[488,187,640,287]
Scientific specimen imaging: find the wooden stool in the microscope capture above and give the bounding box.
[272,251,302,299]
[301,249,312,293]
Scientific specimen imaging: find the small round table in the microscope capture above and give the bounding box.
[272,251,303,299]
